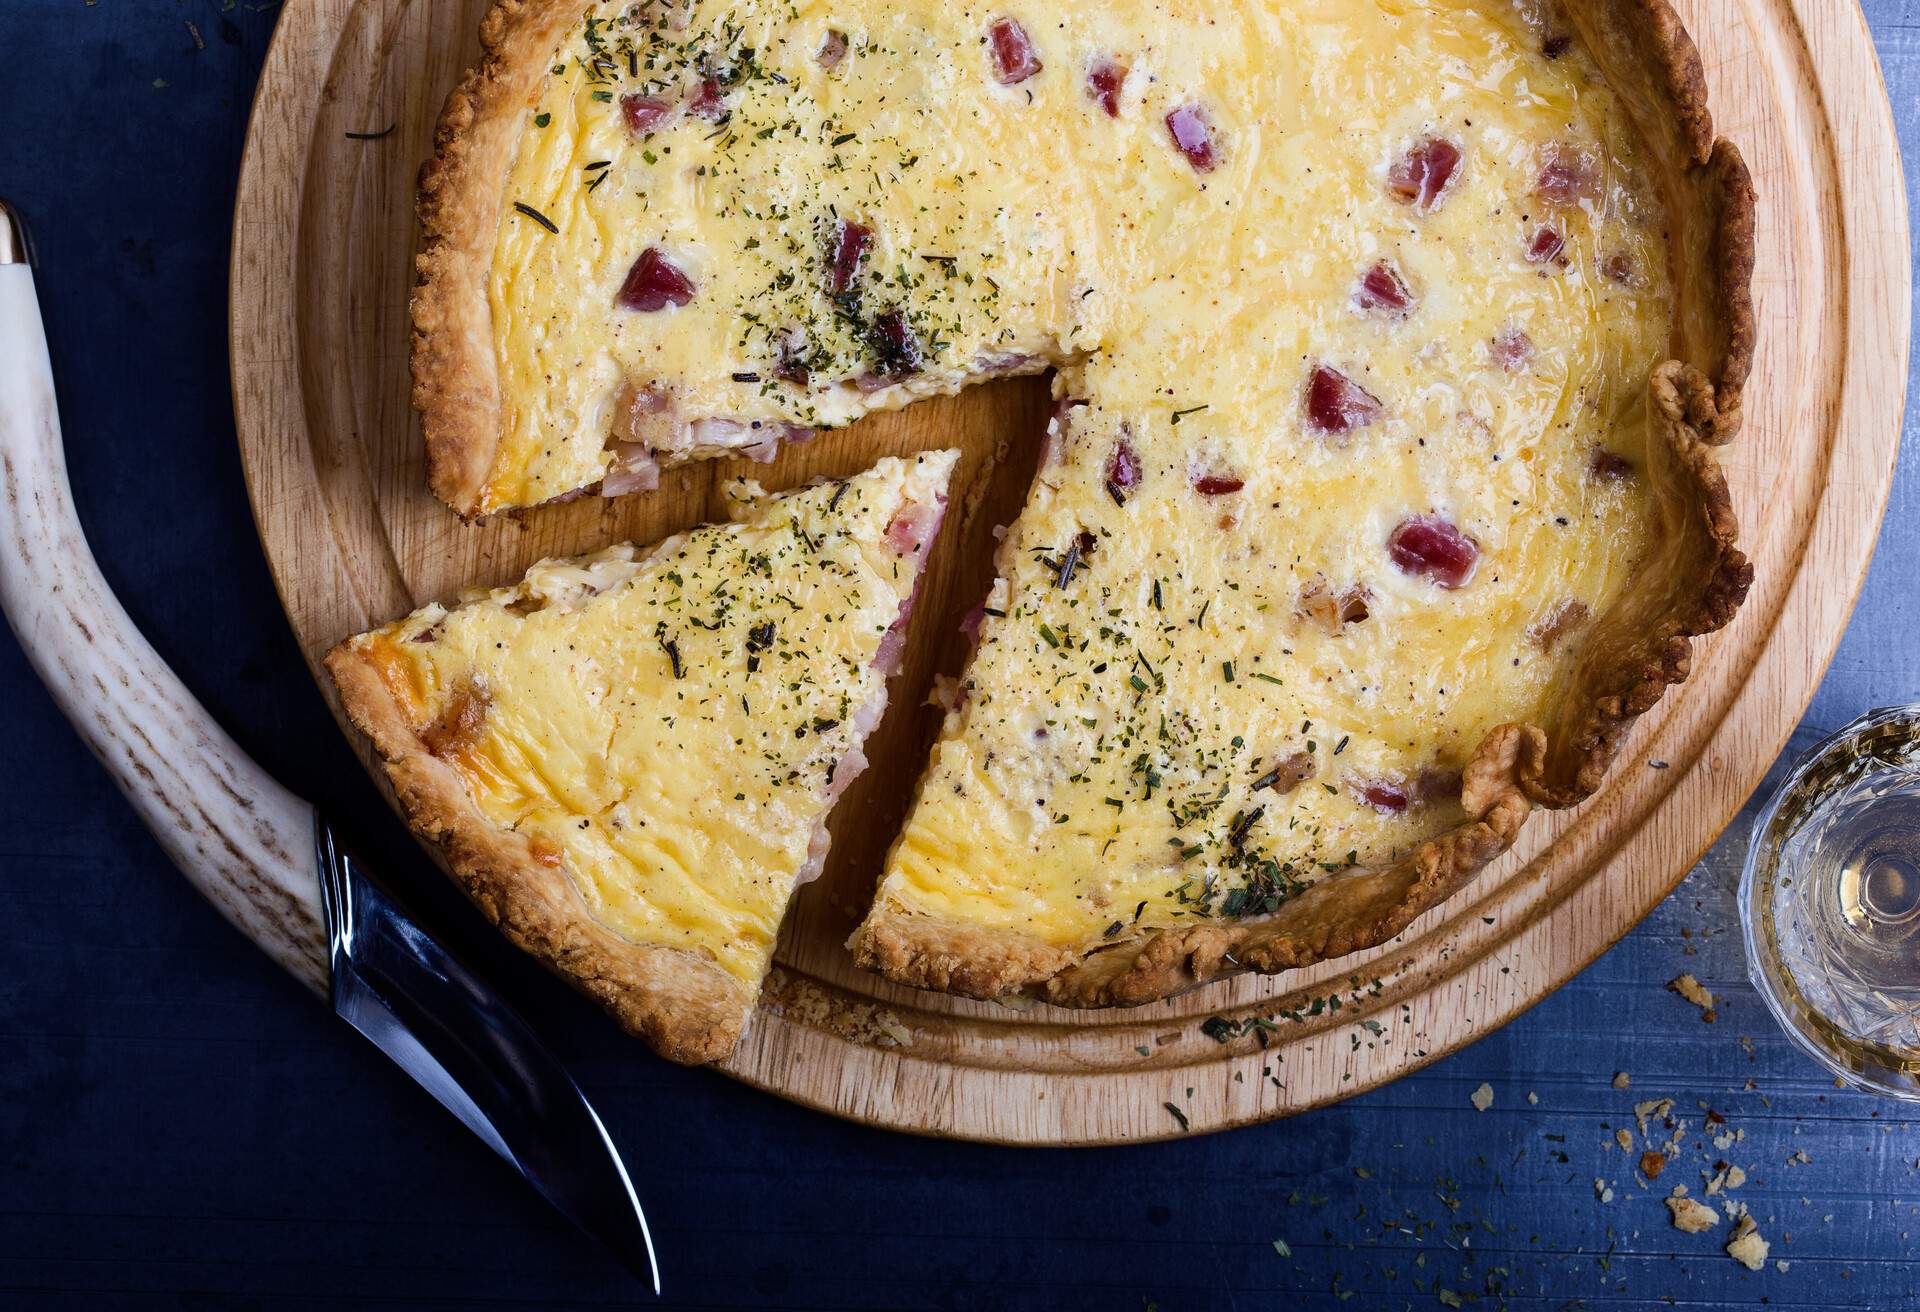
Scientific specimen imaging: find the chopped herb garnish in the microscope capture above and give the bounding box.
[1163,1102,1190,1132]
[1053,537,1083,588]
[1039,623,1061,648]
[512,202,559,234]
[344,124,397,141]
[1222,660,1235,683]
[1170,404,1209,424]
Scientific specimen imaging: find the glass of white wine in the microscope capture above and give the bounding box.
[1741,705,1920,1100]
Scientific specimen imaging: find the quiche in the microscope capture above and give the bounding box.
[413,0,1754,1011]
[326,452,956,1062]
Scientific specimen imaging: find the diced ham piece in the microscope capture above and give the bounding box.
[959,601,987,642]
[1388,514,1480,589]
[817,29,848,68]
[1387,137,1462,212]
[1490,325,1535,371]
[1305,365,1383,435]
[1590,448,1634,481]
[885,497,944,556]
[1165,103,1217,173]
[1536,143,1601,205]
[1107,439,1141,489]
[602,445,660,495]
[688,77,728,122]
[1355,261,1414,315]
[616,247,695,311]
[988,17,1042,85]
[1259,751,1316,796]
[609,379,678,449]
[866,309,923,378]
[1086,58,1125,117]
[1526,225,1566,264]
[827,218,872,295]
[1351,776,1410,814]
[1193,473,1244,496]
[621,94,673,136]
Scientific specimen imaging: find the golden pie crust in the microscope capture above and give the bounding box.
[330,643,755,1061]
[407,0,1756,1025]
[328,456,956,1063]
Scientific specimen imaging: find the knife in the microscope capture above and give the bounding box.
[0,197,660,1291]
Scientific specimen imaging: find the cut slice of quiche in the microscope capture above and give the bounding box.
[413,0,1755,1009]
[326,451,956,1062]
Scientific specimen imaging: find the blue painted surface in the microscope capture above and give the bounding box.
[0,1,1915,1307]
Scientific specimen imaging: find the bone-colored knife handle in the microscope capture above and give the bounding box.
[0,200,327,995]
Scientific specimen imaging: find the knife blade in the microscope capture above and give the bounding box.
[0,196,660,1291]
[317,818,658,1284]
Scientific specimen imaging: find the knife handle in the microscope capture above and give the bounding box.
[0,201,327,995]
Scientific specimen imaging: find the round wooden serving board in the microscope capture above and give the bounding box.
[231,0,1908,1143]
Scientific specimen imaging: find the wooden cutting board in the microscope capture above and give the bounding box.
[230,0,1908,1143]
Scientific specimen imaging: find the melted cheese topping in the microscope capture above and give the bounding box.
[484,0,1672,953]
[354,452,954,983]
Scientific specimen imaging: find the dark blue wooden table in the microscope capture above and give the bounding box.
[2,3,1915,1308]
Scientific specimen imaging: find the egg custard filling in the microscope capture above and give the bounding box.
[405,0,1753,1031]
[328,452,956,1061]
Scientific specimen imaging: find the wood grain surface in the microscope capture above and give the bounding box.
[228,0,1910,1143]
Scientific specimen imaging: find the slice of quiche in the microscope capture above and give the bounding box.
[326,451,956,1062]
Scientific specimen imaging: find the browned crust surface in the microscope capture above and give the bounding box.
[856,725,1545,1007]
[325,639,754,1064]
[411,0,587,518]
[854,0,1757,1008]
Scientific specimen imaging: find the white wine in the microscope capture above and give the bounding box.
[1741,707,1920,1099]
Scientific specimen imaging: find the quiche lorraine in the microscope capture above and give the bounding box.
[327,452,956,1062]
[414,0,1755,1011]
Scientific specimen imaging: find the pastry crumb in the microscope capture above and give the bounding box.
[1640,1150,1666,1180]
[1706,1164,1746,1196]
[1615,1128,1634,1152]
[762,968,914,1048]
[1726,1214,1770,1270]
[1611,1070,1631,1089]
[1668,972,1717,1021]
[1470,1082,1494,1112]
[1594,1178,1614,1204]
[1667,1193,1720,1233]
